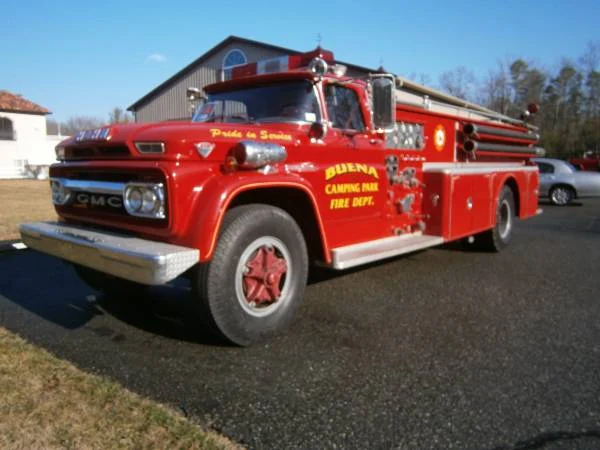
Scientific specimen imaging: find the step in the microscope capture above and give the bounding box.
[331,233,444,270]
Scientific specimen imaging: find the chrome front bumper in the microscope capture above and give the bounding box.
[20,222,199,285]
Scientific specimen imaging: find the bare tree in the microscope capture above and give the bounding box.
[109,107,133,124]
[63,116,105,135]
[480,62,511,115]
[438,66,477,101]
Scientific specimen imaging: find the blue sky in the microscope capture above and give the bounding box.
[1,0,598,122]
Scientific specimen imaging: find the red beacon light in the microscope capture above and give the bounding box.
[230,47,336,80]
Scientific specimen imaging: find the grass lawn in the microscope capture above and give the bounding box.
[0,179,56,241]
[0,179,239,449]
[0,328,238,450]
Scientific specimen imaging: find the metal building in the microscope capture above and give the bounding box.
[127,36,373,123]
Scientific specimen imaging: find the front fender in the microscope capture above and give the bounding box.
[180,171,328,262]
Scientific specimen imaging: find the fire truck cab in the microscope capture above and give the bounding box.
[21,47,543,345]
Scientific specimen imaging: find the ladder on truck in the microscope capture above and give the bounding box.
[393,76,537,130]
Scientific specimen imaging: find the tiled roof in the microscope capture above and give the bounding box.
[0,90,50,114]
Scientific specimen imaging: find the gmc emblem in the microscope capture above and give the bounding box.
[74,193,123,209]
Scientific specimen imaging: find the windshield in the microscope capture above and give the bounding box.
[192,80,321,124]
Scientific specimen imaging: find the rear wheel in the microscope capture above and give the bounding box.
[549,185,574,206]
[474,185,515,252]
[194,204,308,346]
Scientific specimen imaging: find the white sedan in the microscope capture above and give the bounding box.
[533,158,600,206]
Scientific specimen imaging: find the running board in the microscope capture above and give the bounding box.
[331,234,444,270]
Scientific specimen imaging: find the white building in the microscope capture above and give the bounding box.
[0,90,62,179]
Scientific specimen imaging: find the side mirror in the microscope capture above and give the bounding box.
[187,87,207,118]
[370,75,395,132]
[186,87,206,102]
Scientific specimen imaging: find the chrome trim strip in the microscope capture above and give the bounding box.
[20,222,199,285]
[52,177,125,195]
[422,162,538,175]
[330,234,444,270]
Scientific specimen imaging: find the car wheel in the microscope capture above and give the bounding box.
[474,185,516,252]
[549,185,574,206]
[194,204,308,346]
[72,264,146,296]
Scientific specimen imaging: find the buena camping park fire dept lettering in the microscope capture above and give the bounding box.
[325,163,380,210]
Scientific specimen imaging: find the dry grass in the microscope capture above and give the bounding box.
[0,180,57,241]
[0,327,240,450]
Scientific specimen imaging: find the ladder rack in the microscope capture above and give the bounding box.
[394,76,537,130]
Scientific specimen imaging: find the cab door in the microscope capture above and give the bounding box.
[309,82,388,249]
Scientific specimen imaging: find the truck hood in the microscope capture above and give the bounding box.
[60,121,307,162]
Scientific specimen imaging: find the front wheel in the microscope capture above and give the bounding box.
[474,185,515,252]
[549,185,574,206]
[194,204,308,346]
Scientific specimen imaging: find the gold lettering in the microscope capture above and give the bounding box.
[330,198,350,209]
[325,167,336,181]
[325,183,361,195]
[324,163,380,181]
[351,196,375,207]
[356,163,368,175]
[361,182,379,192]
[367,167,379,179]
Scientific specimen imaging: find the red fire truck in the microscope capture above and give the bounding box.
[21,47,544,345]
[569,152,600,171]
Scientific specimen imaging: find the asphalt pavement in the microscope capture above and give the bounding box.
[1,199,599,449]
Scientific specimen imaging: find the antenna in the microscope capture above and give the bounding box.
[317,33,322,47]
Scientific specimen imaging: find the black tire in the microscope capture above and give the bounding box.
[73,264,146,296]
[474,185,516,252]
[194,204,308,346]
[549,185,575,206]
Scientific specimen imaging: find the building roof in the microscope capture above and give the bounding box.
[0,90,51,115]
[128,35,375,111]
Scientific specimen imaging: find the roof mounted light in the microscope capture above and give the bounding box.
[331,64,347,77]
[229,47,336,80]
[308,57,328,76]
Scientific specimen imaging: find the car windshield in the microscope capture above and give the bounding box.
[192,80,321,124]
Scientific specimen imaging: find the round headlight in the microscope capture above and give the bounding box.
[141,189,157,213]
[126,188,143,212]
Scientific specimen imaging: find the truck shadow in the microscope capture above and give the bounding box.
[95,281,227,346]
[538,199,583,207]
[491,427,600,450]
[0,250,226,346]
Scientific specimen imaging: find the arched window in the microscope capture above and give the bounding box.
[222,49,247,81]
[0,117,14,140]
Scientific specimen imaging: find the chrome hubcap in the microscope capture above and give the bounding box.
[498,200,512,240]
[235,237,291,317]
[552,188,569,205]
